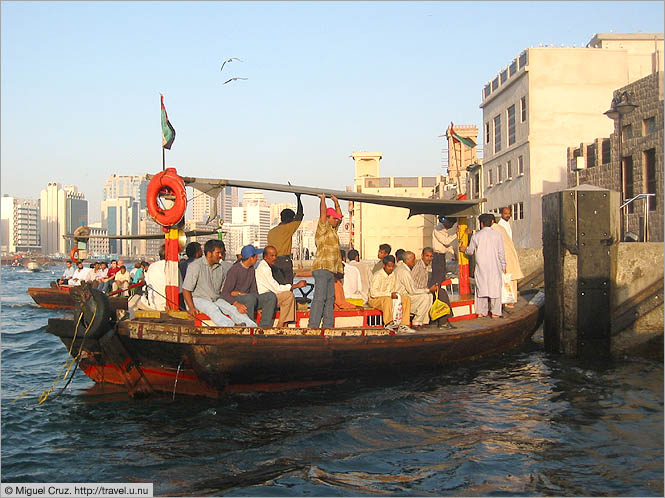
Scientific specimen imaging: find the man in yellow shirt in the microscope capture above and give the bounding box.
[267,194,303,285]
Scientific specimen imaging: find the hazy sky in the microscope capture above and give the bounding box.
[2,1,663,222]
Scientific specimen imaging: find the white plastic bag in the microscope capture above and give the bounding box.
[392,293,403,325]
[501,273,516,304]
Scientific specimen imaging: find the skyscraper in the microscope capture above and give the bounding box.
[104,175,148,206]
[39,183,88,255]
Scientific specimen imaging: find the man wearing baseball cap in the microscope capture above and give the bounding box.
[309,193,343,328]
[221,244,277,327]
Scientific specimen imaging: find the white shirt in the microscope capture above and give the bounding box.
[342,262,363,300]
[498,218,513,240]
[70,267,93,285]
[141,260,167,311]
[255,259,291,294]
[369,269,396,298]
[432,223,457,259]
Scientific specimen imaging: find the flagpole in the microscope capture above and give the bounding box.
[162,146,165,172]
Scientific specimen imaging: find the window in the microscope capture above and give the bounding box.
[518,155,524,175]
[622,124,633,141]
[623,156,634,213]
[520,97,527,122]
[507,160,512,179]
[644,149,657,211]
[586,144,596,168]
[601,139,611,164]
[519,51,527,69]
[509,60,517,76]
[488,169,493,187]
[507,105,516,146]
[485,122,490,144]
[513,203,518,220]
[493,115,502,153]
[643,117,656,135]
[497,164,503,183]
[518,201,524,220]
[473,172,480,198]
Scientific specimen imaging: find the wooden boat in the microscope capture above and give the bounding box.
[27,286,128,311]
[43,168,543,399]
[45,285,544,398]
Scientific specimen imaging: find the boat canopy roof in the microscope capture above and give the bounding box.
[172,175,483,219]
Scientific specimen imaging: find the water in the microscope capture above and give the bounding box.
[2,265,663,496]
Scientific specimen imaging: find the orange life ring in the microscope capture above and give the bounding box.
[70,246,80,263]
[146,168,187,227]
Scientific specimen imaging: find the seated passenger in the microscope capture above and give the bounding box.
[112,265,131,296]
[99,260,119,293]
[182,240,255,326]
[58,260,76,286]
[372,243,392,274]
[221,245,277,328]
[341,249,364,303]
[394,251,436,328]
[345,249,371,303]
[179,241,202,280]
[369,255,414,333]
[255,245,307,327]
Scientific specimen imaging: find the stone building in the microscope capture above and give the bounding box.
[480,32,663,248]
[348,152,440,259]
[567,72,664,241]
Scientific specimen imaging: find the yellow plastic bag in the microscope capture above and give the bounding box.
[429,298,451,321]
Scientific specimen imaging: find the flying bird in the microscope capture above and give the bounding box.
[223,77,248,85]
[220,57,242,72]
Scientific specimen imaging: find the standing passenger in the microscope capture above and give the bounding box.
[460,213,506,318]
[431,217,457,288]
[309,193,343,328]
[267,193,303,284]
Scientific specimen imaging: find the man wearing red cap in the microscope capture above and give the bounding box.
[309,194,343,328]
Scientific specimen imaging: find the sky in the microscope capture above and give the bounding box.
[1,1,663,223]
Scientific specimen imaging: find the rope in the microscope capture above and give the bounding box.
[37,303,98,405]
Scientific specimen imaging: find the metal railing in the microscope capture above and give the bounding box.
[620,193,656,242]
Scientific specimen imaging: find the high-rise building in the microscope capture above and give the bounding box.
[39,183,88,255]
[479,32,664,247]
[104,175,148,207]
[270,202,297,226]
[137,209,164,258]
[242,191,268,208]
[191,185,238,224]
[1,196,41,254]
[101,196,139,256]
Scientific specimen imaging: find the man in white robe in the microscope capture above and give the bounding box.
[498,207,513,240]
[460,213,506,318]
[393,251,435,327]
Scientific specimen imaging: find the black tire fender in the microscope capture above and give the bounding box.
[76,287,113,339]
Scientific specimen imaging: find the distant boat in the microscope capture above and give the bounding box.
[26,261,42,272]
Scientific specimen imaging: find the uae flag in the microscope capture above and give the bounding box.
[161,94,176,150]
[449,122,476,148]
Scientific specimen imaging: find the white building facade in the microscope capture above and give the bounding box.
[1,196,41,254]
[480,33,664,248]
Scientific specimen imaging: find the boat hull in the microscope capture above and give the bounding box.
[27,287,128,311]
[46,291,543,397]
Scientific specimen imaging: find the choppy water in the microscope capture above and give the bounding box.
[1,265,663,496]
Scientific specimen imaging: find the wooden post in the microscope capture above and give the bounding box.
[164,227,180,310]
